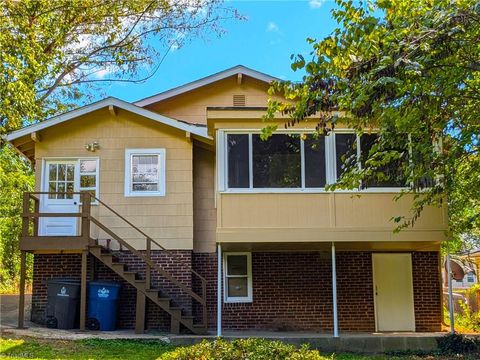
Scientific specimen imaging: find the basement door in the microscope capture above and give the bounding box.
[40,160,80,236]
[372,253,415,332]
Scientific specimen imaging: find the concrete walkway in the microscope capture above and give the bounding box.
[0,294,459,353]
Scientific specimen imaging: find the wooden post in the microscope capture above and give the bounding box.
[33,197,39,236]
[81,193,92,245]
[170,317,180,334]
[202,280,207,328]
[146,239,151,290]
[80,249,88,331]
[18,251,26,329]
[21,193,30,237]
[135,290,146,334]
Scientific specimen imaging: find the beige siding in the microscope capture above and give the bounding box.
[217,193,447,244]
[193,145,216,253]
[35,108,193,250]
[145,75,277,125]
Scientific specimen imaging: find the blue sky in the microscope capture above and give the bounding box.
[105,0,338,102]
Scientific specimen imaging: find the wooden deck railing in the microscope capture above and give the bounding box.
[21,191,208,328]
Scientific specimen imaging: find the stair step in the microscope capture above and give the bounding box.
[90,235,205,335]
[100,254,113,264]
[111,263,125,272]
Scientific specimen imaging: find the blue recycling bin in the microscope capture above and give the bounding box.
[87,281,121,331]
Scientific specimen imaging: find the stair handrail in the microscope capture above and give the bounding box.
[22,191,208,327]
[88,194,206,283]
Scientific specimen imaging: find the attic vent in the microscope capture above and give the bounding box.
[233,94,246,107]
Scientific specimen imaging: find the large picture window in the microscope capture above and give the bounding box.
[222,131,410,192]
[125,149,166,197]
[224,252,252,303]
[226,133,327,190]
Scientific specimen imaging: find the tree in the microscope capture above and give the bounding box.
[0,0,239,134]
[0,146,34,291]
[0,0,238,290]
[265,0,480,248]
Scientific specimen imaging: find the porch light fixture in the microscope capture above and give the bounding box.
[85,141,100,152]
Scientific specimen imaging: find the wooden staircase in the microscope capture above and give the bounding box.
[89,245,206,335]
[19,192,208,335]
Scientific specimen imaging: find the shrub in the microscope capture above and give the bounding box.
[159,338,324,360]
[437,333,478,354]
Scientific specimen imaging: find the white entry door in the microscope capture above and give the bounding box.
[372,253,415,332]
[40,161,80,236]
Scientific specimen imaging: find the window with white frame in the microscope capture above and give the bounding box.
[224,252,252,302]
[125,149,166,197]
[79,159,99,202]
[226,133,327,190]
[222,131,409,191]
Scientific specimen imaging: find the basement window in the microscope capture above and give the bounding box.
[224,252,252,303]
[125,149,166,197]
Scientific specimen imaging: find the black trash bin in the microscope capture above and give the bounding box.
[46,278,81,329]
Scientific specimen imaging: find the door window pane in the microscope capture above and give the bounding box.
[253,134,301,188]
[80,160,97,173]
[58,164,66,181]
[79,159,98,202]
[80,175,96,188]
[66,164,75,181]
[49,164,57,181]
[304,134,326,187]
[335,134,357,179]
[227,134,249,188]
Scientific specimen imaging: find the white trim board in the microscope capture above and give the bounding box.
[134,65,280,107]
[5,97,210,142]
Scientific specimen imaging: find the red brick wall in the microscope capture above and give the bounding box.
[193,251,441,333]
[31,254,83,324]
[412,251,442,332]
[31,250,442,332]
[194,251,376,332]
[31,250,193,331]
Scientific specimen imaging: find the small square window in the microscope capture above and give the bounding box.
[125,149,166,197]
[224,253,252,303]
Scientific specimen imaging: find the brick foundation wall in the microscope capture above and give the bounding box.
[193,251,377,332]
[193,250,441,332]
[31,250,192,331]
[412,251,442,332]
[31,254,83,324]
[31,250,442,332]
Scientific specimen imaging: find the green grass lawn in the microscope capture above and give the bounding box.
[0,337,478,360]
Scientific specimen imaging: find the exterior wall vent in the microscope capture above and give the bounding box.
[233,94,246,107]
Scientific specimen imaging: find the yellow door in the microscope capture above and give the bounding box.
[372,253,415,332]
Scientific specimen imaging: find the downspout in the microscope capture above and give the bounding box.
[332,242,339,338]
[217,243,222,337]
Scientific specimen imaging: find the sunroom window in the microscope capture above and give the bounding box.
[226,133,327,190]
[252,134,301,188]
[358,134,409,188]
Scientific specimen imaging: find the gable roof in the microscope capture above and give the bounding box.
[5,97,209,142]
[134,65,280,107]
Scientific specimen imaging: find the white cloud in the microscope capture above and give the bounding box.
[267,21,280,33]
[94,68,111,79]
[309,0,327,8]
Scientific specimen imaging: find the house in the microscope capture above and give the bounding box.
[6,65,447,335]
